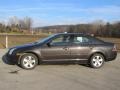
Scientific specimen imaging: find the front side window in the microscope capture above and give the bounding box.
[51,35,71,46]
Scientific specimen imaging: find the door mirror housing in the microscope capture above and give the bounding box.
[46,40,53,47]
[47,42,51,47]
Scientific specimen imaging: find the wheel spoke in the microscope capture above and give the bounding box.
[93,58,97,61]
[97,61,101,66]
[96,56,100,59]
[23,58,28,62]
[24,62,29,67]
[30,63,34,67]
[94,61,97,66]
[31,60,35,63]
[28,56,32,60]
[98,58,103,62]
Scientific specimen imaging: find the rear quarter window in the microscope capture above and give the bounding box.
[89,37,104,44]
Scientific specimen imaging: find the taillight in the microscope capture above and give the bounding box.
[112,45,117,51]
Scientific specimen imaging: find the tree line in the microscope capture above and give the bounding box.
[0,17,120,37]
[67,22,120,37]
[0,16,32,33]
[38,21,120,38]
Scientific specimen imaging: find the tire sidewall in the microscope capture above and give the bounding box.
[20,53,38,70]
[90,53,105,68]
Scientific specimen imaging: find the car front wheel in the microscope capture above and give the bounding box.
[90,53,105,68]
[20,53,38,70]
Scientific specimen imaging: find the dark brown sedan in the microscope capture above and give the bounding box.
[6,33,117,69]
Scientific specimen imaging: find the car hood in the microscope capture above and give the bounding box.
[16,43,35,48]
[10,42,42,50]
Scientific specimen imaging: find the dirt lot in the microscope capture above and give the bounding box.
[0,49,120,90]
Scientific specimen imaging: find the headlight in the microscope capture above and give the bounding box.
[9,48,16,55]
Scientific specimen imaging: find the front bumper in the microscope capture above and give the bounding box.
[5,53,20,64]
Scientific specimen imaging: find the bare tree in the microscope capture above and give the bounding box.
[23,16,33,30]
[8,16,19,26]
[8,16,33,31]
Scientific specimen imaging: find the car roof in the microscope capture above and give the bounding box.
[55,33,89,36]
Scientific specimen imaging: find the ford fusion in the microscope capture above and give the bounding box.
[6,33,117,69]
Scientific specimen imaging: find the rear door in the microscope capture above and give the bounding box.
[69,35,92,59]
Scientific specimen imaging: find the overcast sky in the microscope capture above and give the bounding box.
[0,0,120,27]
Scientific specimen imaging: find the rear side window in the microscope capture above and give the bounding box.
[72,36,90,44]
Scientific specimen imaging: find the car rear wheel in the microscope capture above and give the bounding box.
[20,53,38,70]
[90,53,105,68]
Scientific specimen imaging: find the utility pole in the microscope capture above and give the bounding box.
[31,28,33,35]
[5,33,8,48]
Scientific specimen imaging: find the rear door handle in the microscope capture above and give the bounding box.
[89,46,94,49]
[63,47,69,50]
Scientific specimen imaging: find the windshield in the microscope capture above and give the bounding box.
[35,34,57,44]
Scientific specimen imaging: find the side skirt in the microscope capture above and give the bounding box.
[40,59,88,65]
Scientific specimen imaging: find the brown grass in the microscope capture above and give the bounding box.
[0,34,48,48]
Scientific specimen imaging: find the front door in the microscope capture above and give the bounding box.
[40,34,72,60]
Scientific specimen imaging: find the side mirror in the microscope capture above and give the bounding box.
[47,42,51,47]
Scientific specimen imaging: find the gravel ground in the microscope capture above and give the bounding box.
[0,49,120,90]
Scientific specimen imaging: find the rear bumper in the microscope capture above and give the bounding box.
[106,51,117,61]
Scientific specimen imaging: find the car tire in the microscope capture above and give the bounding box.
[90,53,105,68]
[20,53,38,70]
